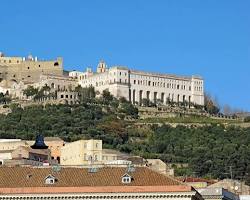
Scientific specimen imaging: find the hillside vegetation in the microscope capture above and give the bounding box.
[0,89,249,185]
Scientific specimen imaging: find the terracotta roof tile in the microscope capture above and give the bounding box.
[0,166,182,188]
[179,177,216,185]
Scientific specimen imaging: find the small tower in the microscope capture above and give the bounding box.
[97,60,107,73]
[31,134,48,149]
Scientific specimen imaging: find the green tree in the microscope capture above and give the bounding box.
[102,89,113,103]
[23,86,39,97]
[141,98,150,107]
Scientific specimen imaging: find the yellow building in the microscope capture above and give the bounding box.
[60,139,102,165]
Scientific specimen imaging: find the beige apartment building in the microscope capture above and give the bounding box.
[60,139,130,166]
[61,139,103,165]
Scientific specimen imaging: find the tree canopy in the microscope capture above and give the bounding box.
[0,94,249,185]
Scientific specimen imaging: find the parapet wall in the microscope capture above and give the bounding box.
[0,55,63,87]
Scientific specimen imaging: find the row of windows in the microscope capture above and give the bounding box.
[79,73,203,91]
[194,86,203,91]
[83,142,99,148]
[62,154,99,161]
[131,74,189,82]
[0,59,21,63]
[102,155,117,161]
[60,94,77,99]
[84,154,99,161]
[0,146,19,150]
[111,71,127,76]
[0,59,59,67]
[81,79,197,92]
[79,70,128,82]
[82,78,129,87]
[132,79,191,91]
[79,74,88,80]
[194,80,202,85]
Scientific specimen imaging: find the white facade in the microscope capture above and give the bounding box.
[68,71,84,79]
[0,191,199,200]
[71,61,204,106]
[0,139,27,151]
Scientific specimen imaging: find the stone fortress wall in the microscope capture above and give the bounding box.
[0,52,63,87]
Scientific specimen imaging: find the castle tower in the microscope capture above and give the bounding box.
[97,60,107,73]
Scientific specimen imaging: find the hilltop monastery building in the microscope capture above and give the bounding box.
[70,61,204,106]
[0,53,204,106]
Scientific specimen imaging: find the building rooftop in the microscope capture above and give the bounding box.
[44,137,64,142]
[102,148,128,156]
[0,139,22,143]
[0,166,193,194]
[0,166,183,188]
[198,187,239,200]
[179,177,216,185]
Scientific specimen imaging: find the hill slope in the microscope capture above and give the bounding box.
[0,102,249,185]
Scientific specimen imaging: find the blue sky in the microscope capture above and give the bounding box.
[1,0,249,111]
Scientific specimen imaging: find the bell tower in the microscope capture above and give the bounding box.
[97,60,107,73]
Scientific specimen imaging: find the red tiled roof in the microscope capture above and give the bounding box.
[178,177,216,184]
[0,166,192,194]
